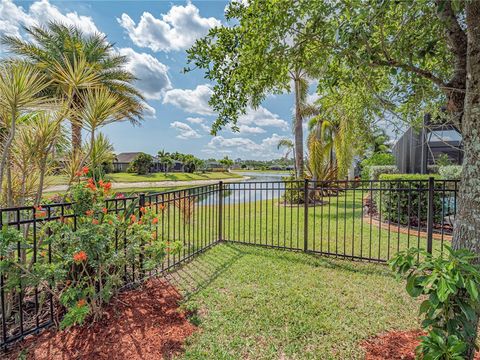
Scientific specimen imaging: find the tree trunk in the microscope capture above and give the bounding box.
[452,3,480,359]
[293,76,304,179]
[71,119,82,153]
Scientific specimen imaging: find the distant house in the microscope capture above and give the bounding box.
[113,152,181,173]
[205,161,224,171]
[113,152,143,172]
[392,115,463,173]
[269,165,284,171]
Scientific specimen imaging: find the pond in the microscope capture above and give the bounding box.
[198,171,288,205]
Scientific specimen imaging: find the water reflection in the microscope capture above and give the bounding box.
[197,172,288,205]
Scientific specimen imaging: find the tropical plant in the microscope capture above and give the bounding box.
[78,88,130,177]
[2,22,145,152]
[390,247,480,359]
[89,133,115,180]
[128,153,153,175]
[277,138,295,174]
[0,61,52,206]
[158,150,174,174]
[219,156,234,170]
[21,174,181,328]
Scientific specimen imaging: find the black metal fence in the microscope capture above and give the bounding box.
[0,178,458,348]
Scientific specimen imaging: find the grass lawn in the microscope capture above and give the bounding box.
[220,192,444,262]
[167,243,419,359]
[45,172,242,186]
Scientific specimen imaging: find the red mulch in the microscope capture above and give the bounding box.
[5,278,196,360]
[361,329,480,360]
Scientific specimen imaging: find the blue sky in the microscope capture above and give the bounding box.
[0,0,298,160]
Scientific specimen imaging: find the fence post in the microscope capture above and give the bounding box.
[426,177,434,254]
[218,181,223,242]
[138,193,146,277]
[304,179,309,252]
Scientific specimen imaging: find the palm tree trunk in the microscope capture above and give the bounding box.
[293,76,304,179]
[71,120,82,153]
[454,3,480,358]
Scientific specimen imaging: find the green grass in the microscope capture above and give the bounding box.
[220,192,444,262]
[45,172,242,186]
[167,243,419,359]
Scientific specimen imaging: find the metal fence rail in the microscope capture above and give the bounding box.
[0,184,220,348]
[221,178,458,262]
[0,178,458,348]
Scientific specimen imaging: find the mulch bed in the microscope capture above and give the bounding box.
[5,278,196,360]
[361,329,480,360]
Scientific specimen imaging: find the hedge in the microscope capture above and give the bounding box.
[439,165,462,180]
[369,165,398,181]
[376,174,446,226]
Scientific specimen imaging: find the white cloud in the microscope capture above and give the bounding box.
[142,102,156,119]
[118,2,221,52]
[238,125,266,134]
[163,84,215,115]
[118,47,171,100]
[186,117,204,124]
[238,106,289,130]
[170,121,202,139]
[0,0,101,38]
[205,133,285,159]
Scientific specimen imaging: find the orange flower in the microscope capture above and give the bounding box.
[75,170,83,177]
[73,251,88,263]
[82,166,89,175]
[92,219,99,225]
[158,204,166,211]
[85,210,94,216]
[77,299,87,307]
[152,217,159,225]
[103,182,112,191]
[140,206,146,214]
[108,220,113,225]
[35,210,47,218]
[40,251,47,257]
[102,207,108,214]
[138,220,143,225]
[130,214,137,223]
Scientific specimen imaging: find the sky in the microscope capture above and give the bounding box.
[0,0,301,160]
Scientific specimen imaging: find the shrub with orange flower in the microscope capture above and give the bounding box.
[102,207,108,214]
[92,219,99,225]
[152,217,159,225]
[85,209,94,216]
[130,214,137,223]
[77,299,87,307]
[82,166,89,175]
[73,251,88,263]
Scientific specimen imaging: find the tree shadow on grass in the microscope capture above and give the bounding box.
[165,243,247,300]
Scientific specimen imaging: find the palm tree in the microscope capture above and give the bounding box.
[158,150,174,174]
[0,61,51,205]
[2,22,145,152]
[78,88,131,175]
[277,138,296,174]
[307,118,336,185]
[291,70,319,178]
